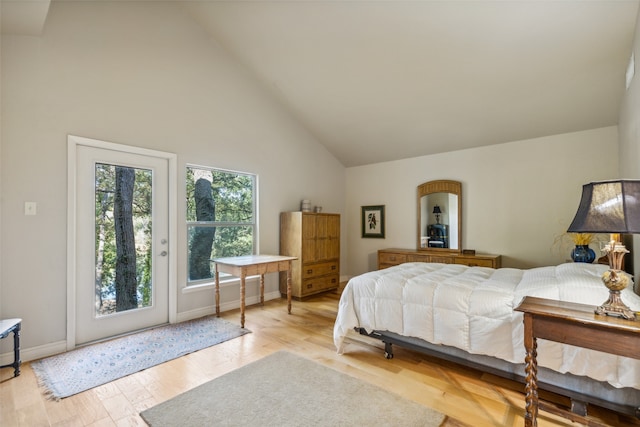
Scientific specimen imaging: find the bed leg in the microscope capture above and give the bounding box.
[384,342,394,359]
[570,399,587,416]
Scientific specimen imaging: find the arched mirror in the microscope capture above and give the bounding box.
[417,180,462,253]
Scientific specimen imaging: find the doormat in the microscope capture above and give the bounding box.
[141,351,449,427]
[31,316,250,400]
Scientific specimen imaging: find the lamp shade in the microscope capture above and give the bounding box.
[433,205,442,214]
[567,180,640,234]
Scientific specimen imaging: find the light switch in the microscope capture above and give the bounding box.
[24,202,37,215]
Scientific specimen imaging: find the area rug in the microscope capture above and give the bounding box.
[140,351,447,427]
[31,316,250,400]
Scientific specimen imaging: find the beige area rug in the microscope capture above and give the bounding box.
[140,350,448,427]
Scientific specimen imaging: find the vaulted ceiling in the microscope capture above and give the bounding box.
[3,1,639,166]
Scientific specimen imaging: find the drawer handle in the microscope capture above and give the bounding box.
[307,269,313,274]
[331,265,336,270]
[390,256,396,261]
[331,278,336,283]
[306,284,313,289]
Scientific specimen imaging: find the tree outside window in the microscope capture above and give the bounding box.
[186,166,256,284]
[94,164,153,316]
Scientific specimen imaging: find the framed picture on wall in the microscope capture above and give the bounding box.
[361,205,385,238]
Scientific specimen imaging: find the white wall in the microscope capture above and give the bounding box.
[0,2,345,357]
[618,6,640,280]
[345,127,619,276]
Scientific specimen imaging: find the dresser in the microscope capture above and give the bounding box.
[378,248,501,270]
[280,212,340,299]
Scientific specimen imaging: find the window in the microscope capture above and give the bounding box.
[186,166,256,284]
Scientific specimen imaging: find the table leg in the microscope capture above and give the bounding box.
[215,264,220,317]
[523,314,538,427]
[240,271,246,328]
[287,264,292,314]
[12,324,20,377]
[260,274,265,306]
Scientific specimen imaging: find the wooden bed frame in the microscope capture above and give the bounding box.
[356,327,640,420]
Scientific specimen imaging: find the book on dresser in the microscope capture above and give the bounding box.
[279,212,340,299]
[378,248,501,270]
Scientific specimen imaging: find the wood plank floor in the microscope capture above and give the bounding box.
[1,289,638,426]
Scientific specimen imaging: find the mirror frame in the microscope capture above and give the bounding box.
[417,180,462,253]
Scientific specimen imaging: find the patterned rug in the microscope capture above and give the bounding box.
[31,316,250,400]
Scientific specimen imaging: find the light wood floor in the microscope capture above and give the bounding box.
[1,289,638,427]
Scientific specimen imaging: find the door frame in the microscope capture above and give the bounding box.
[66,135,178,350]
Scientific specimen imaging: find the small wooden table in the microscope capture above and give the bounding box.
[213,255,297,328]
[515,296,640,427]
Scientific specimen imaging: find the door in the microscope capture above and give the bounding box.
[70,136,173,345]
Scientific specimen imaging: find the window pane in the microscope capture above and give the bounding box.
[95,163,153,316]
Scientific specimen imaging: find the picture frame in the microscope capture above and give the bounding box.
[361,205,385,238]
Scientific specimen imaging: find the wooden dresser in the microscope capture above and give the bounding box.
[279,212,340,299]
[378,248,501,270]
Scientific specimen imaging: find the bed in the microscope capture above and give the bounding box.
[333,262,640,418]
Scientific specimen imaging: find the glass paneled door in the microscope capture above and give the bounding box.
[72,137,171,345]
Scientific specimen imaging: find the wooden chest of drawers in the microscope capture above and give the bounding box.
[378,248,501,270]
[280,212,340,299]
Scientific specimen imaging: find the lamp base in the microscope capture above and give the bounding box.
[596,270,636,320]
[595,290,637,320]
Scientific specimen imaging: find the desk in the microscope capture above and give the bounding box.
[0,318,21,377]
[214,255,297,328]
[515,297,640,427]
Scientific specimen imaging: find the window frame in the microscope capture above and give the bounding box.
[185,164,258,287]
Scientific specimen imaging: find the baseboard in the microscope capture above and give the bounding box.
[176,290,282,322]
[1,339,67,365]
[2,291,283,364]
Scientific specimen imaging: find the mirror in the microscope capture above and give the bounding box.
[417,180,462,252]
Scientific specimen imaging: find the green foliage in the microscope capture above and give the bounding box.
[94,164,257,304]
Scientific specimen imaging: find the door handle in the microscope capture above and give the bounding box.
[160,251,168,256]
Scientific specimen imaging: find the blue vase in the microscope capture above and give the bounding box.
[571,245,596,263]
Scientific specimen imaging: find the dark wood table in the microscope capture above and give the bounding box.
[515,296,640,427]
[213,255,297,328]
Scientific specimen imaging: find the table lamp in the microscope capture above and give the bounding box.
[433,205,442,224]
[567,179,640,320]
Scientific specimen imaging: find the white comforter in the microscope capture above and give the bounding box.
[334,262,640,389]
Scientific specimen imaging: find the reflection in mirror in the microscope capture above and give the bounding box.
[420,194,458,249]
[417,180,462,252]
